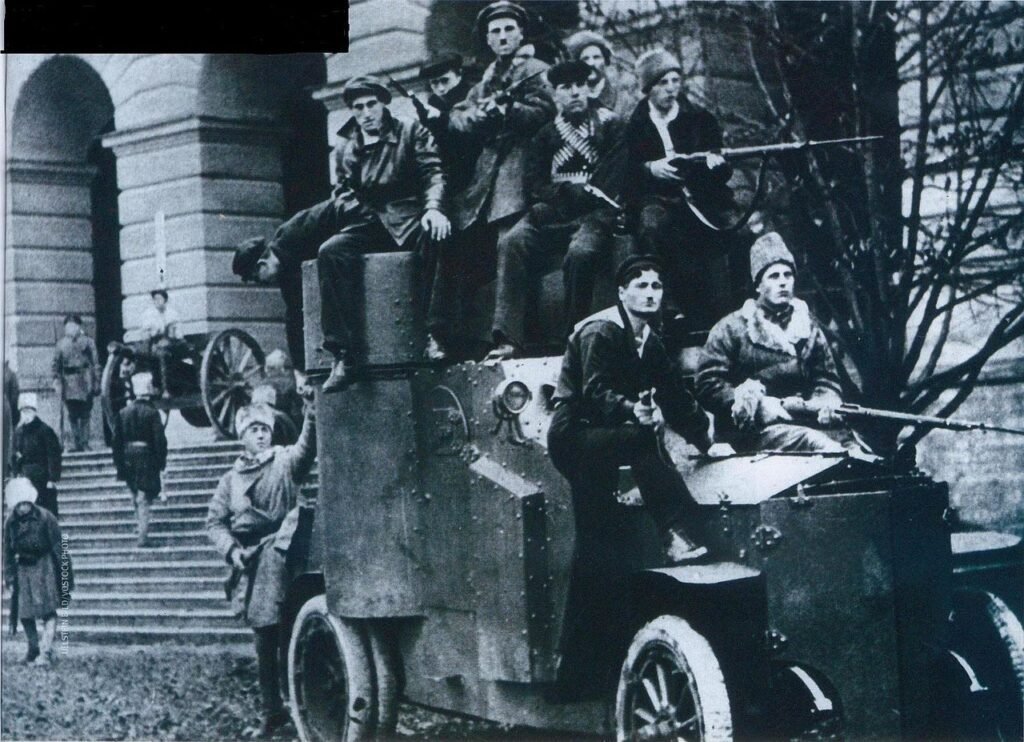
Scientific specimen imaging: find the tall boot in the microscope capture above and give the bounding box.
[21,620,40,663]
[136,493,152,548]
[253,625,289,738]
[38,614,57,665]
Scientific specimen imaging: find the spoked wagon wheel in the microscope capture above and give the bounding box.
[288,595,375,742]
[100,347,134,436]
[616,615,733,742]
[201,329,265,438]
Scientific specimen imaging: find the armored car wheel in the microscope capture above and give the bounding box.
[946,589,1024,740]
[616,615,732,742]
[288,595,375,742]
[200,328,265,438]
[368,623,401,737]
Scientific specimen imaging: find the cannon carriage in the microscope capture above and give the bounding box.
[100,328,266,439]
[278,251,1023,741]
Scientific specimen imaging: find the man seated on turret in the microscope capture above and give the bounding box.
[140,288,187,398]
[319,74,450,392]
[696,232,858,453]
[416,54,475,192]
[486,59,624,360]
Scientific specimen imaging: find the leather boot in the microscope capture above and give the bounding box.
[21,620,39,664]
[321,356,349,393]
[38,615,57,665]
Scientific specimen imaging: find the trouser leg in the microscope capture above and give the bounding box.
[271,197,340,260]
[563,211,616,330]
[22,620,39,652]
[492,216,540,348]
[253,625,285,716]
[135,492,151,543]
[317,219,392,361]
[427,221,500,348]
[65,400,91,451]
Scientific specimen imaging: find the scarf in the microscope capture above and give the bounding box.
[759,300,795,329]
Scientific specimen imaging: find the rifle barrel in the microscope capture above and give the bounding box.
[672,135,884,162]
[837,404,1024,436]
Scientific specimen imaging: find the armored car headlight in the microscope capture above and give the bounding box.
[493,379,532,417]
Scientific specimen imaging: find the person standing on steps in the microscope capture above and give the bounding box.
[111,372,168,548]
[206,399,317,739]
[51,314,99,452]
[11,392,63,518]
[4,477,71,666]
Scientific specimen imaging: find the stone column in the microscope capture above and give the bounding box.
[102,116,291,353]
[6,158,99,429]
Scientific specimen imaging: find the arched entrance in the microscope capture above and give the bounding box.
[8,55,119,442]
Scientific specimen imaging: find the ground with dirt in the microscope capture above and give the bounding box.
[0,642,600,741]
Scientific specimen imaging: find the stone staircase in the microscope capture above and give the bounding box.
[4,442,318,644]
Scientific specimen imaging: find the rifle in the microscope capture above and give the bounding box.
[387,77,432,126]
[782,398,1024,436]
[475,68,547,109]
[668,135,884,167]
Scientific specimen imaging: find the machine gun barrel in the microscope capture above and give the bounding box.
[670,135,884,163]
[387,77,431,125]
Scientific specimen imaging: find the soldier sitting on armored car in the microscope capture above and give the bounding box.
[319,75,451,391]
[549,255,735,565]
[696,232,860,453]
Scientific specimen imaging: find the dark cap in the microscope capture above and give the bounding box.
[150,288,168,300]
[475,1,529,36]
[233,237,268,282]
[341,75,392,106]
[615,255,663,288]
[547,60,592,88]
[419,53,463,81]
[63,313,83,326]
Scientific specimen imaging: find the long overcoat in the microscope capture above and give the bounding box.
[52,333,99,403]
[206,414,316,628]
[112,399,168,498]
[4,504,71,621]
[12,418,62,493]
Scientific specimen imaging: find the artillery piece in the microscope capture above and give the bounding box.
[279,251,1023,741]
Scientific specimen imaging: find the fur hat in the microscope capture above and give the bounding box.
[6,477,38,508]
[615,255,664,288]
[16,392,38,412]
[131,372,155,398]
[475,1,529,37]
[233,237,268,282]
[235,403,276,437]
[547,60,592,88]
[750,232,796,285]
[636,48,682,93]
[341,76,392,106]
[251,384,278,407]
[565,30,612,64]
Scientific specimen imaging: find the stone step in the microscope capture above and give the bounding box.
[64,517,206,535]
[58,485,318,509]
[68,591,226,611]
[69,531,210,550]
[46,607,241,629]
[59,476,223,494]
[56,624,250,644]
[60,503,209,520]
[63,464,320,486]
[74,573,224,590]
[70,544,218,562]
[63,451,241,474]
[71,559,226,581]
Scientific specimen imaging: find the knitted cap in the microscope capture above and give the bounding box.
[17,392,38,411]
[6,477,38,508]
[750,232,796,284]
[235,403,275,437]
[636,48,682,93]
[565,30,611,63]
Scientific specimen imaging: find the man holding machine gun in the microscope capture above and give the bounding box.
[426,0,555,359]
[696,232,860,453]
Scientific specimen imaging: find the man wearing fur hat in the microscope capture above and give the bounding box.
[624,48,738,336]
[564,30,639,118]
[427,0,555,359]
[111,372,168,547]
[697,233,854,453]
[206,399,316,738]
[487,59,625,360]
[319,74,450,391]
[4,477,70,666]
[12,392,62,517]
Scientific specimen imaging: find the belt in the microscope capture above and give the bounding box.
[61,366,86,372]
[234,531,270,548]
[126,442,151,451]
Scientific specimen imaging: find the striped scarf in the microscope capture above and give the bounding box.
[551,113,597,184]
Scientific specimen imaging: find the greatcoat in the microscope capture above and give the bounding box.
[52,333,99,403]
